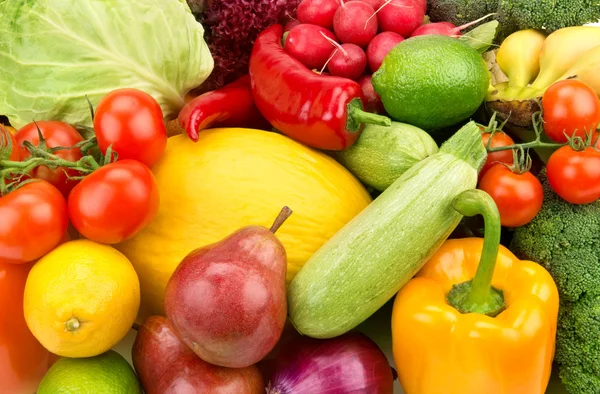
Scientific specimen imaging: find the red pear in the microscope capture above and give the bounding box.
[132,316,264,394]
[164,207,292,368]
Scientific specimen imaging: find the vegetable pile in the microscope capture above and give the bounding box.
[1,1,600,393]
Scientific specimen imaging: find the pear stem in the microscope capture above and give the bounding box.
[269,206,293,234]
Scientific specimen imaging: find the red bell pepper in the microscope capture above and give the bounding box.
[178,75,270,142]
[249,24,390,151]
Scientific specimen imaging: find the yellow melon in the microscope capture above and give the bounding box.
[116,128,371,320]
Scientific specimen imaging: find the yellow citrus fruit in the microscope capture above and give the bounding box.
[23,240,140,358]
[116,128,371,321]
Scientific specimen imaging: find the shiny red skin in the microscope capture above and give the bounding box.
[378,0,426,38]
[411,22,458,37]
[360,0,383,9]
[249,24,367,151]
[284,20,301,32]
[333,1,378,48]
[297,0,341,30]
[94,88,167,168]
[480,131,515,176]
[1,126,20,161]
[68,160,160,244]
[478,165,544,228]
[164,226,288,369]
[0,181,68,264]
[285,24,339,70]
[357,75,385,114]
[366,31,405,73]
[16,121,84,197]
[0,262,57,393]
[327,43,368,80]
[178,75,270,142]
[547,146,600,205]
[132,316,264,394]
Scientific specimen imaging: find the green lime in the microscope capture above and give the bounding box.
[372,35,490,131]
[37,350,141,394]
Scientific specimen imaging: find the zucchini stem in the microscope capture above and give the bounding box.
[346,98,391,132]
[446,189,505,317]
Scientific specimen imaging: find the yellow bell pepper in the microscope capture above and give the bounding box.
[392,190,559,394]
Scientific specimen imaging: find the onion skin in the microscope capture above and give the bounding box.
[266,332,393,394]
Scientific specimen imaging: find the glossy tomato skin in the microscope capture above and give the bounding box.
[478,165,544,228]
[0,262,57,393]
[542,80,600,143]
[1,126,20,161]
[68,159,160,244]
[0,181,69,264]
[546,146,600,204]
[480,131,515,176]
[94,89,167,168]
[16,121,84,196]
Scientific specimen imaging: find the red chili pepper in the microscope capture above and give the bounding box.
[178,75,270,142]
[249,24,390,151]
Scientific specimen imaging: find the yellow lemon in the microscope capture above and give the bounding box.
[116,128,372,321]
[23,240,140,358]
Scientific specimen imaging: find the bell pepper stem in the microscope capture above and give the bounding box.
[346,98,391,132]
[446,189,505,317]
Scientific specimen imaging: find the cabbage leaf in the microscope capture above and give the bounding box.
[0,0,214,129]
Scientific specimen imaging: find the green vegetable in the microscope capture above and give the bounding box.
[510,169,600,394]
[288,122,487,339]
[332,121,439,192]
[0,0,213,129]
[459,20,500,53]
[429,0,600,41]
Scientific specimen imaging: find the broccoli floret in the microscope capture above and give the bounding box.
[428,0,600,41]
[510,169,600,393]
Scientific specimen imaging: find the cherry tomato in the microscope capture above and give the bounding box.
[94,89,167,168]
[1,126,20,161]
[542,80,600,143]
[0,262,57,393]
[0,181,69,264]
[478,164,544,228]
[68,159,160,244]
[480,131,515,176]
[546,146,600,204]
[16,121,84,197]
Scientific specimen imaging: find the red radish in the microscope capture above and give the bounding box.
[366,31,404,72]
[411,14,497,37]
[284,19,302,32]
[333,1,378,48]
[357,75,385,114]
[297,0,341,30]
[360,0,382,9]
[327,43,367,80]
[285,24,339,69]
[378,0,425,38]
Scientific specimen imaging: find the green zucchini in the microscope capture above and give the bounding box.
[332,122,439,191]
[288,122,487,339]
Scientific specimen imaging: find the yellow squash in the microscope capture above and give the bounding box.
[117,128,372,320]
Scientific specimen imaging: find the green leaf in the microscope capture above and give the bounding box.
[0,0,214,129]
[459,21,500,54]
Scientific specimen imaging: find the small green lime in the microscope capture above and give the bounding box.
[372,35,490,131]
[37,350,141,394]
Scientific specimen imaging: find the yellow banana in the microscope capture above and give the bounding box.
[496,29,546,87]
[556,44,600,96]
[531,26,600,91]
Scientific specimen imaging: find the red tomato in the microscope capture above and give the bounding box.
[0,262,57,393]
[542,80,600,143]
[68,160,160,244]
[1,126,20,161]
[16,121,84,196]
[480,131,515,176]
[0,181,69,264]
[94,89,167,168]
[478,165,544,228]
[546,146,600,204]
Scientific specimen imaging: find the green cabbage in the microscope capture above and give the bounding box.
[0,0,213,129]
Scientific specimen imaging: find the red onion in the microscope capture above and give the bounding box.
[266,332,394,394]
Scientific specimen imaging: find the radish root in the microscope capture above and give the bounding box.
[364,0,410,30]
